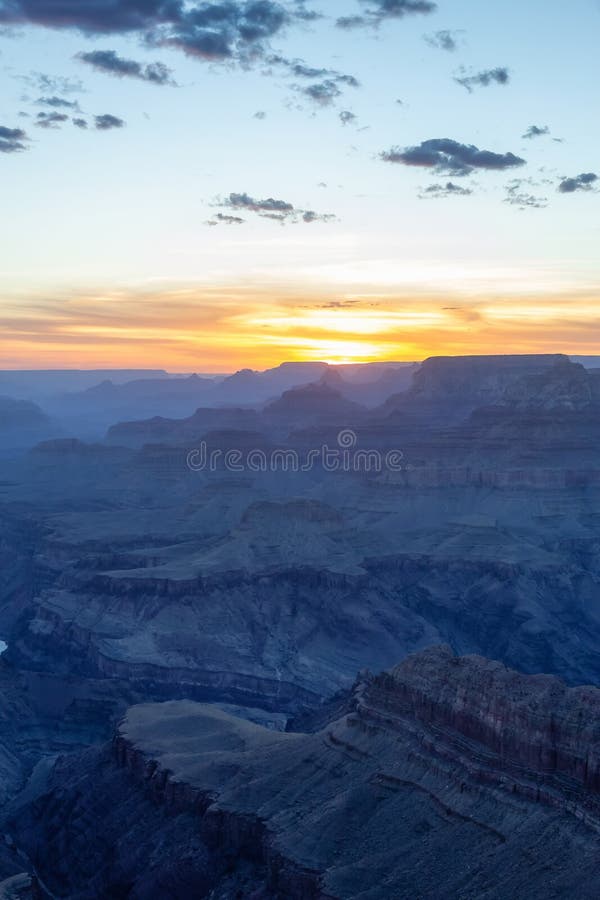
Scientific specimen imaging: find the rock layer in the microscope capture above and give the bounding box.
[11,647,600,899]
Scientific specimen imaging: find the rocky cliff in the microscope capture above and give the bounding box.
[9,647,600,899]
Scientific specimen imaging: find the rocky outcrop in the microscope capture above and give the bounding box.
[379,354,596,425]
[0,874,40,900]
[14,542,600,705]
[106,407,261,447]
[10,648,600,899]
[263,382,365,427]
[357,645,600,798]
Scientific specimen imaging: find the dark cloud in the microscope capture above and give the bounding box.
[558,172,598,194]
[505,180,548,209]
[301,209,334,222]
[72,117,88,129]
[36,95,80,109]
[0,0,180,33]
[337,0,436,29]
[522,125,550,139]
[253,110,267,119]
[335,15,366,29]
[320,300,361,308]
[0,125,28,153]
[419,181,473,199]
[381,138,526,176]
[292,0,322,21]
[207,212,246,225]
[366,0,437,16]
[339,110,357,126]
[94,113,125,130]
[0,0,187,34]
[1,2,290,65]
[269,54,360,105]
[164,1,289,61]
[216,191,335,224]
[302,79,342,106]
[36,110,69,128]
[286,62,358,87]
[78,50,174,85]
[455,67,509,93]
[424,29,459,52]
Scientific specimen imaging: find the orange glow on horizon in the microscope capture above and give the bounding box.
[2,282,600,371]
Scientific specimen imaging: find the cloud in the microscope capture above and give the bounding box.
[292,0,322,21]
[163,1,289,62]
[319,300,362,308]
[206,212,246,226]
[339,110,357,125]
[558,172,598,194]
[301,79,343,105]
[454,67,509,92]
[253,110,267,119]
[337,0,437,28]
[269,54,360,105]
[504,180,548,209]
[78,50,174,85]
[0,0,179,32]
[424,29,459,52]
[36,111,69,129]
[276,59,358,85]
[419,181,473,199]
[24,72,84,94]
[381,138,526,176]
[1,1,291,66]
[215,191,335,224]
[36,95,80,109]
[336,15,367,29]
[72,117,88,129]
[301,209,334,222]
[94,114,125,130]
[522,125,550,139]
[0,125,28,153]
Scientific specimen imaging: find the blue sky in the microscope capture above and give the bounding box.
[1,0,599,369]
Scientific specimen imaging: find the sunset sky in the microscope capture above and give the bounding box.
[1,0,599,370]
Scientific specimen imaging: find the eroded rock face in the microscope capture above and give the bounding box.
[0,873,40,900]
[380,354,598,425]
[10,647,600,900]
[3,354,600,896]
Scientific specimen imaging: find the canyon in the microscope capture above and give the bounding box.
[8,647,600,898]
[1,354,600,896]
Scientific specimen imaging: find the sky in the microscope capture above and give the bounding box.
[1,0,599,371]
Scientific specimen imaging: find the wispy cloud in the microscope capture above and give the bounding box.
[213,192,336,224]
[36,111,69,129]
[424,29,460,52]
[337,0,437,30]
[419,181,473,199]
[78,50,175,85]
[522,125,550,139]
[504,179,548,209]
[454,67,509,92]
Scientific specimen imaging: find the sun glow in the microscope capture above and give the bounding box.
[4,283,600,370]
